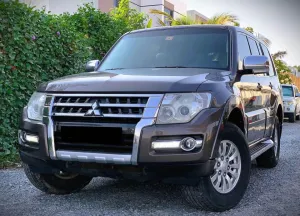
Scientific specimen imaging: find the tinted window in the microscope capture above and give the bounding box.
[248,37,260,55]
[260,44,275,76]
[255,41,262,55]
[237,34,251,62]
[282,86,294,97]
[99,28,230,71]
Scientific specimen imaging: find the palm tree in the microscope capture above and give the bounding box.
[149,10,271,47]
[149,9,238,26]
[272,51,287,60]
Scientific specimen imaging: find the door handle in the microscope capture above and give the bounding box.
[257,83,262,90]
[269,82,273,89]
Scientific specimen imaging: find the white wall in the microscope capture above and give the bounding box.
[130,0,141,12]
[140,0,164,27]
[21,0,97,14]
[20,0,49,11]
[167,0,186,19]
[49,0,96,14]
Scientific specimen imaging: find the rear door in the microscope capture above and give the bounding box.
[259,43,279,138]
[234,33,266,144]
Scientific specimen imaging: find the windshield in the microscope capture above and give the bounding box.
[282,86,294,97]
[99,28,230,71]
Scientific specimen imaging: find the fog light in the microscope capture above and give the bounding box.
[151,140,181,150]
[19,131,39,143]
[151,137,202,151]
[180,137,202,151]
[25,134,39,143]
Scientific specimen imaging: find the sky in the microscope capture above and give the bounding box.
[186,0,300,66]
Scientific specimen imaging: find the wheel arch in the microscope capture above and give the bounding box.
[210,96,247,159]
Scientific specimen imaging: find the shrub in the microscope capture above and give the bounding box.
[274,59,293,84]
[0,1,90,163]
[0,1,147,166]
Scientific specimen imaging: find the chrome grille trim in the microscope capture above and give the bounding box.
[53,103,146,108]
[51,94,155,117]
[43,94,164,164]
[53,113,143,118]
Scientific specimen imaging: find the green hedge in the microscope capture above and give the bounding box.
[0,0,146,166]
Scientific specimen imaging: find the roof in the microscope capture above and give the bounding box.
[128,25,268,46]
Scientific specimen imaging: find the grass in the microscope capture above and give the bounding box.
[0,153,21,169]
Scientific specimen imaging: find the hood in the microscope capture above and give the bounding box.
[38,68,231,93]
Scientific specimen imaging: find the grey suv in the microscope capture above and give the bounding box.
[19,25,283,212]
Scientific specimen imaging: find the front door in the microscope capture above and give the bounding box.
[235,76,267,143]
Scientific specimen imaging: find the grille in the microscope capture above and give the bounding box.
[51,96,149,118]
[54,126,134,153]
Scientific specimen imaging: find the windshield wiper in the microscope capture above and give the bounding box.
[105,68,126,70]
[154,66,189,68]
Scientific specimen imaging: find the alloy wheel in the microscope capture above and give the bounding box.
[210,140,242,194]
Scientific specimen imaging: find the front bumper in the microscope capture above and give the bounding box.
[284,104,295,114]
[19,104,223,173]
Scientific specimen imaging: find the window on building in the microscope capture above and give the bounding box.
[164,7,174,26]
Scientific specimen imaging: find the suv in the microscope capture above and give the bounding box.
[19,26,283,212]
[282,84,300,122]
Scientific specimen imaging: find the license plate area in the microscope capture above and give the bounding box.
[54,123,134,153]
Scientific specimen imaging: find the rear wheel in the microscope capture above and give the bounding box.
[256,116,280,168]
[181,123,251,212]
[23,164,92,194]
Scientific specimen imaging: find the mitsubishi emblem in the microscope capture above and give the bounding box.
[85,101,103,117]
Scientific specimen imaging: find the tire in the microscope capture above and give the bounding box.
[296,114,300,120]
[289,112,296,122]
[23,163,92,194]
[181,123,251,212]
[256,116,280,168]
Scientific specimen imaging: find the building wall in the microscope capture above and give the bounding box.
[139,0,164,27]
[20,0,49,10]
[21,0,187,27]
[166,0,186,19]
[187,10,209,23]
[98,0,114,13]
[49,0,96,14]
[130,0,141,11]
[20,0,97,14]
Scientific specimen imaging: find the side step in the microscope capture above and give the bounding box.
[250,139,274,161]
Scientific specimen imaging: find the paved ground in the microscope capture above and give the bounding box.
[1,122,300,216]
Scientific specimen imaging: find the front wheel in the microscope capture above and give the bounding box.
[23,163,93,194]
[181,123,251,212]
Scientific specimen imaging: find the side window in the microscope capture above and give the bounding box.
[237,34,251,68]
[255,41,262,55]
[260,44,275,76]
[248,37,260,55]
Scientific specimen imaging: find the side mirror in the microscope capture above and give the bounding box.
[296,93,300,97]
[85,60,100,72]
[243,55,269,74]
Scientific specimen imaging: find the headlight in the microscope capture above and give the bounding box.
[285,101,294,106]
[27,92,46,121]
[156,93,211,124]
